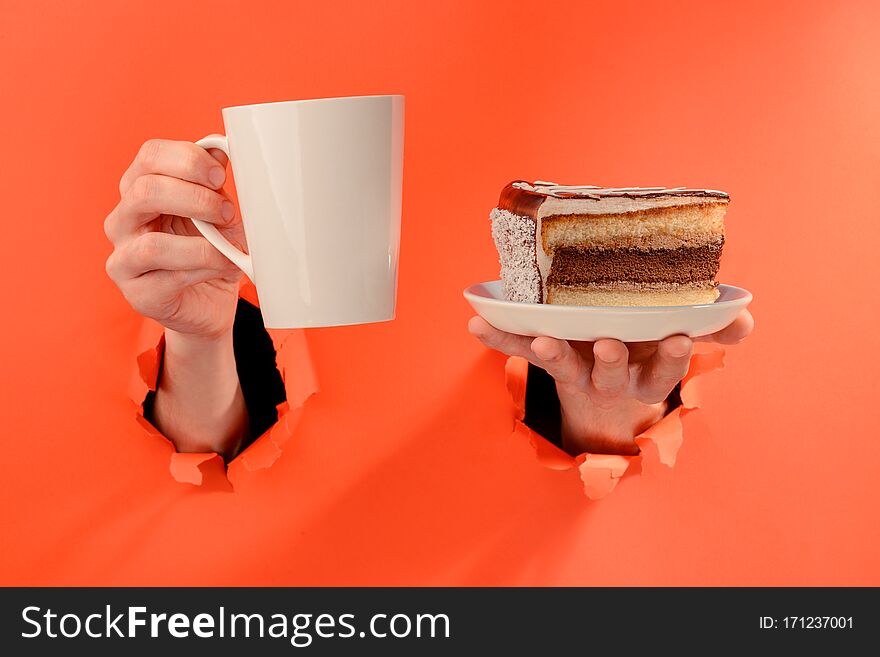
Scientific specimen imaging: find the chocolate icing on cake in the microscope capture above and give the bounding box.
[498,183,545,219]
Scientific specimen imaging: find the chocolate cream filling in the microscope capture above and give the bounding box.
[547,243,722,286]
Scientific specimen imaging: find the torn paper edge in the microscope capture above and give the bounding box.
[128,291,318,490]
[505,344,726,500]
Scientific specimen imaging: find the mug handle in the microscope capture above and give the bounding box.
[189,135,255,280]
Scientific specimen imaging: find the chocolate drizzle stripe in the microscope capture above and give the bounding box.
[496,180,729,219]
[513,180,729,200]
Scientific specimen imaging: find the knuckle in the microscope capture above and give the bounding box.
[492,334,511,350]
[668,359,691,377]
[539,349,564,364]
[137,139,162,168]
[181,146,203,179]
[129,174,159,206]
[198,238,213,268]
[104,252,119,280]
[498,336,523,356]
[134,232,164,265]
[555,368,588,390]
[192,184,218,216]
[103,212,115,240]
[594,381,626,395]
[477,333,498,349]
[482,335,510,355]
[169,268,191,286]
[653,372,684,389]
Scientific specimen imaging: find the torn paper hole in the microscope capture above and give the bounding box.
[504,343,726,500]
[129,288,318,490]
[577,453,633,500]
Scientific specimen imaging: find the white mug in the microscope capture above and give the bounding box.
[190,95,404,328]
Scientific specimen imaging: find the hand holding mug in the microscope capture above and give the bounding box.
[104,138,246,338]
[103,96,405,456]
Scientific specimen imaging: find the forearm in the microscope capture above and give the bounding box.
[152,328,249,459]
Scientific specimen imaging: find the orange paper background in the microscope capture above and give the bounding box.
[1,0,878,585]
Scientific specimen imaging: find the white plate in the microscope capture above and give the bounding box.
[464,281,752,342]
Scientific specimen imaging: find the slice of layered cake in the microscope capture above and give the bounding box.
[490,181,728,306]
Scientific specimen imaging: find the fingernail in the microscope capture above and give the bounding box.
[209,167,226,187]
[221,201,235,221]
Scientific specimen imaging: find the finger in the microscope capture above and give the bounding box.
[106,233,236,281]
[142,267,237,290]
[105,174,236,243]
[119,139,227,195]
[530,337,591,391]
[205,141,229,168]
[590,339,630,397]
[637,335,693,403]
[696,309,755,345]
[468,316,536,360]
